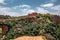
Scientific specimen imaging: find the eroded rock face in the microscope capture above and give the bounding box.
[0,24,8,35]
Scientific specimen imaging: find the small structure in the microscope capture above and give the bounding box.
[0,24,8,35]
[28,12,38,16]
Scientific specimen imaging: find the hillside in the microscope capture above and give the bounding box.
[0,12,60,40]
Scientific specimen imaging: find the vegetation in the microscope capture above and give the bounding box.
[0,13,60,40]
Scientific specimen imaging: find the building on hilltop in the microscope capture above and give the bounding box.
[28,12,39,16]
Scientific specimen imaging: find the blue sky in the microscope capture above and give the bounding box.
[0,0,60,16]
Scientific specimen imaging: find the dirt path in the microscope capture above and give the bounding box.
[14,36,46,40]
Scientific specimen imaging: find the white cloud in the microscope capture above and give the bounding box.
[0,4,60,16]
[26,9,35,14]
[50,11,60,16]
[51,0,57,2]
[51,5,60,16]
[0,6,21,16]
[0,0,6,4]
[19,5,31,8]
[36,7,49,14]
[40,3,54,7]
[13,4,31,9]
[0,5,50,16]
[51,5,60,10]
[0,4,32,16]
[18,8,35,15]
[0,0,4,3]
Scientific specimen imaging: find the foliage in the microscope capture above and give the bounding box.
[0,14,60,40]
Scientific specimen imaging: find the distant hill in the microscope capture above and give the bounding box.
[0,12,60,40]
[0,12,60,23]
